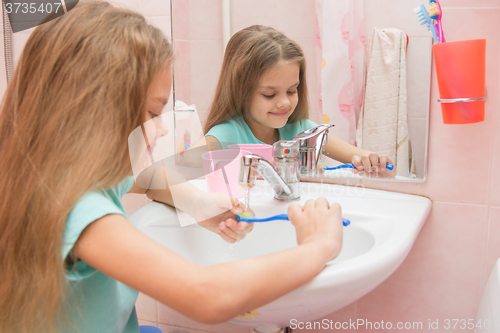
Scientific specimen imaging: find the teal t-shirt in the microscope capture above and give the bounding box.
[205,116,318,149]
[61,176,139,333]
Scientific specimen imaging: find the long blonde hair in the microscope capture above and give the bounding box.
[0,2,173,332]
[204,25,309,134]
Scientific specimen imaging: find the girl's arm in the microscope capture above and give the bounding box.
[323,135,396,177]
[127,165,251,243]
[74,198,342,324]
[178,135,222,168]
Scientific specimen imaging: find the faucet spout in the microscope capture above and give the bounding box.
[239,154,292,197]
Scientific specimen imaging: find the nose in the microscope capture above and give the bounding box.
[276,94,291,110]
[154,116,169,138]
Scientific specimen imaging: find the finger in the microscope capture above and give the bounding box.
[288,203,303,220]
[315,197,330,209]
[217,224,237,243]
[236,221,254,233]
[378,155,389,171]
[360,155,372,172]
[329,202,342,217]
[230,202,244,215]
[222,219,246,239]
[369,153,380,172]
[351,155,364,171]
[304,199,316,210]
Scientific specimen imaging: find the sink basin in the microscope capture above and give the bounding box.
[130,179,431,332]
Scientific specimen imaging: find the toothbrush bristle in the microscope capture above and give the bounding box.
[428,4,440,19]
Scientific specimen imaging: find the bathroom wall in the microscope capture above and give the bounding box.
[133,1,500,332]
[1,0,499,332]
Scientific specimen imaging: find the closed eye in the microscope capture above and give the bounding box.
[287,90,297,95]
[262,94,275,99]
[149,111,159,118]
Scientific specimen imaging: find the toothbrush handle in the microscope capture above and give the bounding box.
[325,163,394,171]
[239,214,350,226]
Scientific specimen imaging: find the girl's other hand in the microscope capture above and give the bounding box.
[192,192,254,243]
[287,198,343,262]
[351,153,396,178]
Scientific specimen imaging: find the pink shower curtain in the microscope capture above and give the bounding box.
[315,0,364,145]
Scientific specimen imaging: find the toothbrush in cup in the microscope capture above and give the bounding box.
[413,3,439,44]
[428,0,445,43]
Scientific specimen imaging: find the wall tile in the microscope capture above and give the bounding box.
[275,0,315,40]
[188,0,222,41]
[482,207,500,289]
[108,0,141,12]
[158,302,252,333]
[488,58,500,206]
[295,38,320,116]
[141,0,171,17]
[189,40,223,113]
[139,319,158,326]
[293,302,357,333]
[172,0,190,40]
[230,0,278,34]
[173,41,191,105]
[355,202,488,332]
[147,16,172,41]
[136,292,158,323]
[440,0,500,8]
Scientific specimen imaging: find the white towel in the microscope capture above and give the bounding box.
[356,28,415,177]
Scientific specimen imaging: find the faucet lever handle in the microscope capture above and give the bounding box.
[293,124,334,167]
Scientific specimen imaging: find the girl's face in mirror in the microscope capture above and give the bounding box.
[247,60,300,131]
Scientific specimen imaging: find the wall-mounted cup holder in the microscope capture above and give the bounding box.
[433,39,486,124]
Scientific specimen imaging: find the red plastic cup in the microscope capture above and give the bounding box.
[433,39,486,124]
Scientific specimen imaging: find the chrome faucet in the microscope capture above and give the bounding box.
[292,124,335,175]
[238,141,300,201]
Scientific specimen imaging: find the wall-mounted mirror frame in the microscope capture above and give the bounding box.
[170,0,431,183]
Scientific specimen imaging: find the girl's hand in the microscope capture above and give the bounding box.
[351,153,396,178]
[191,192,254,243]
[288,198,343,262]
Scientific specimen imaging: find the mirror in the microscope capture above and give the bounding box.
[170,0,431,182]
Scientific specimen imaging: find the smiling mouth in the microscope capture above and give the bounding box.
[270,110,289,117]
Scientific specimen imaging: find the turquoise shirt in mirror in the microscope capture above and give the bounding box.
[205,116,318,148]
[61,176,139,333]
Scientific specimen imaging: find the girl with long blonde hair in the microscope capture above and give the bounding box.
[0,2,343,332]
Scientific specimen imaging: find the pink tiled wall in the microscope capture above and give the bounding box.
[2,0,499,332]
[135,1,500,332]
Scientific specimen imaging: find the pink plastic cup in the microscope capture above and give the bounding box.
[202,149,250,198]
[227,144,273,165]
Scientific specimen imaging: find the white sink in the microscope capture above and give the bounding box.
[130,180,431,332]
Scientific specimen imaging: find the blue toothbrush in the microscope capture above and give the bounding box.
[413,3,439,44]
[323,163,394,171]
[237,213,350,226]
